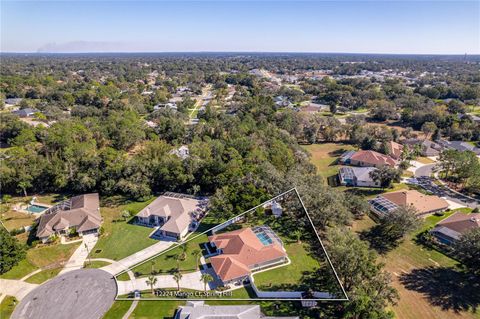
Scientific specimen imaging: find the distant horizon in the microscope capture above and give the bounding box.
[2,1,478,55]
[1,51,479,57]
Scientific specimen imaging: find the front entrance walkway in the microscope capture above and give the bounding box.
[58,234,98,275]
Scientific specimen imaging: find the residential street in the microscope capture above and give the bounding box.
[11,269,117,319]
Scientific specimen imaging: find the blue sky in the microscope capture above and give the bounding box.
[1,1,479,54]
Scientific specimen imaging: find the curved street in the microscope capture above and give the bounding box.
[411,163,479,209]
[11,269,117,319]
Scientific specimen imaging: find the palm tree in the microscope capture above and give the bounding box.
[150,260,156,274]
[192,249,202,270]
[200,273,213,292]
[180,244,188,261]
[145,275,157,295]
[172,269,183,291]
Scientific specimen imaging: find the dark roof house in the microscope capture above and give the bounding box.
[431,212,480,245]
[36,194,101,241]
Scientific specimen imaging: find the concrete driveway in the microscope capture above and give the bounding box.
[101,240,174,275]
[58,234,98,275]
[11,269,117,319]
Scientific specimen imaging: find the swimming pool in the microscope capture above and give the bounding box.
[255,232,273,246]
[26,204,49,214]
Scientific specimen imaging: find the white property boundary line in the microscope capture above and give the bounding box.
[114,187,349,301]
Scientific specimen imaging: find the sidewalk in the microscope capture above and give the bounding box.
[101,241,174,275]
[0,279,38,301]
[116,269,209,295]
[58,234,98,275]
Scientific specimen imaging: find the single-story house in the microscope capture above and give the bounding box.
[402,139,443,157]
[387,141,403,160]
[135,194,204,240]
[208,226,287,285]
[349,150,397,168]
[175,302,299,319]
[339,150,356,164]
[12,108,38,118]
[431,212,480,245]
[437,140,480,155]
[36,194,102,243]
[369,190,449,217]
[338,166,380,187]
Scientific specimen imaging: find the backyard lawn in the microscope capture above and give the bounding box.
[90,197,157,261]
[0,242,80,280]
[302,143,355,183]
[353,209,478,319]
[132,233,208,277]
[252,241,321,291]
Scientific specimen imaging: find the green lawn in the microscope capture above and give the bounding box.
[0,296,17,319]
[302,143,356,183]
[353,209,478,319]
[90,198,157,261]
[252,241,321,291]
[84,260,111,269]
[133,233,208,277]
[25,268,62,284]
[0,242,80,280]
[102,301,133,319]
[130,301,180,319]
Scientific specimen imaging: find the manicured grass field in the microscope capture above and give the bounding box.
[0,296,17,319]
[252,241,321,291]
[302,143,356,183]
[90,197,158,261]
[132,233,208,277]
[0,242,80,280]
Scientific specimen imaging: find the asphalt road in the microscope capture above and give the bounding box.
[410,163,479,208]
[414,163,436,178]
[11,269,117,319]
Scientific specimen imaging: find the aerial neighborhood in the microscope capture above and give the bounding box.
[1,53,479,319]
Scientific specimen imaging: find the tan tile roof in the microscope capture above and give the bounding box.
[351,150,397,167]
[36,194,101,238]
[435,212,480,234]
[136,195,201,234]
[209,228,287,282]
[381,190,449,214]
[388,141,403,159]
